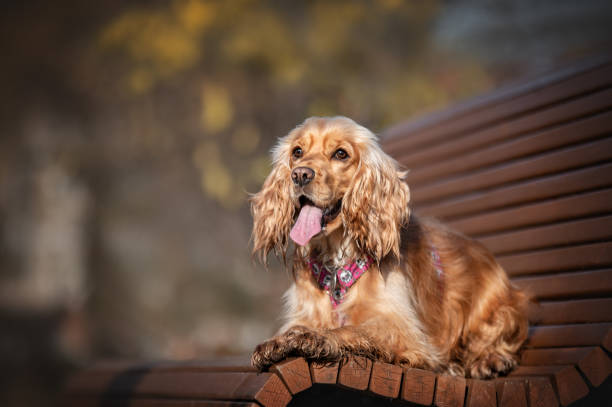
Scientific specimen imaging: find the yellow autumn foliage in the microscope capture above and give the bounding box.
[94,0,493,208]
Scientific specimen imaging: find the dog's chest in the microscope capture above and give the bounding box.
[333,308,349,327]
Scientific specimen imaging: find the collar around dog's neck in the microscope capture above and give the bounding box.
[308,256,373,308]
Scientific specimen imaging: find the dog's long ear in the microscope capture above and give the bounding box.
[342,142,410,260]
[250,140,295,263]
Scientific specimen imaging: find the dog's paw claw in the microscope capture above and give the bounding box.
[251,339,286,370]
[469,352,517,379]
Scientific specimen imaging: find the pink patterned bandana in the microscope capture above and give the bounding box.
[308,256,373,308]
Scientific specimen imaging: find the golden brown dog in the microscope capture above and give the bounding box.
[250,116,528,378]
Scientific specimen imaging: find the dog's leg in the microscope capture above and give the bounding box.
[319,324,440,370]
[322,325,393,362]
[251,321,440,371]
[462,293,529,379]
[251,325,393,370]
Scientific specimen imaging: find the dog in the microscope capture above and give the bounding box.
[249,116,528,378]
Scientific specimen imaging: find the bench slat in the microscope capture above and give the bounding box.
[401,368,436,405]
[435,375,467,407]
[309,362,338,384]
[413,136,612,205]
[577,346,612,387]
[525,378,559,407]
[337,356,372,391]
[520,347,596,366]
[604,328,612,353]
[512,269,612,300]
[368,361,402,398]
[383,62,612,155]
[420,162,612,219]
[514,366,589,406]
[511,365,574,376]
[477,214,612,255]
[529,298,612,325]
[407,109,612,186]
[72,357,255,374]
[271,357,312,395]
[68,370,291,407]
[498,241,612,277]
[449,189,612,238]
[465,379,496,407]
[526,323,612,348]
[496,379,528,407]
[65,399,260,407]
[396,87,612,171]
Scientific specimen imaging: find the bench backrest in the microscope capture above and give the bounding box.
[382,55,612,405]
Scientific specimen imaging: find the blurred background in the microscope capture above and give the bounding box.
[1,0,611,405]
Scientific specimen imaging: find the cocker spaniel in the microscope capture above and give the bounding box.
[250,116,528,378]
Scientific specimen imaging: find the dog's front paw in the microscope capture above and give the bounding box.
[290,328,341,362]
[251,326,342,370]
[469,351,517,379]
[251,338,288,370]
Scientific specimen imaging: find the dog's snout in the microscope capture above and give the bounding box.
[291,166,315,187]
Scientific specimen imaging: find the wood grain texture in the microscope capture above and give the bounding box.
[368,361,402,398]
[270,357,311,394]
[513,268,612,300]
[465,379,496,407]
[526,377,558,407]
[239,372,292,407]
[434,374,466,407]
[309,362,338,384]
[401,368,436,406]
[577,346,612,387]
[553,366,590,406]
[526,323,612,348]
[496,379,528,407]
[510,365,589,406]
[337,356,372,391]
[511,365,589,406]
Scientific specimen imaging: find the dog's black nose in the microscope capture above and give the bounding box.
[291,166,315,187]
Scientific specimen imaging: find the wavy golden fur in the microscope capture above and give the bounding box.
[250,116,528,378]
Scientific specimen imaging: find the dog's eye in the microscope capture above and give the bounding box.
[292,147,303,159]
[333,148,349,160]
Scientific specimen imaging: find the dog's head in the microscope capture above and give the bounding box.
[251,116,410,262]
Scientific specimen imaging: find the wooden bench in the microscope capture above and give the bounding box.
[64,56,612,406]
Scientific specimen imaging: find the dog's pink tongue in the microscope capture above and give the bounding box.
[290,205,323,246]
